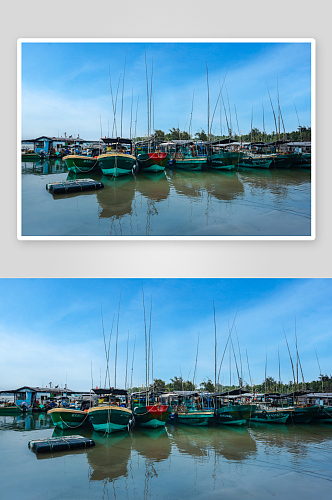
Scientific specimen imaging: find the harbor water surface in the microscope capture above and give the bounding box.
[1,413,331,499]
[21,160,311,237]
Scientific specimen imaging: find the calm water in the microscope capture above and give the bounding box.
[1,413,331,499]
[21,160,311,237]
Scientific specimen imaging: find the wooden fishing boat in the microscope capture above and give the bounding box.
[311,406,332,423]
[48,408,91,429]
[285,406,319,423]
[0,404,23,415]
[290,152,311,168]
[214,403,255,426]
[207,149,243,171]
[238,155,273,169]
[136,152,167,172]
[131,392,171,428]
[133,404,172,428]
[270,152,298,169]
[21,152,42,161]
[88,389,132,434]
[173,154,207,171]
[63,154,99,174]
[98,152,136,177]
[176,408,214,426]
[248,409,289,424]
[98,138,136,177]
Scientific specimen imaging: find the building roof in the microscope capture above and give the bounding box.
[0,386,74,394]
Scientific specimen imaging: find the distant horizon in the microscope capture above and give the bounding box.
[20,39,312,142]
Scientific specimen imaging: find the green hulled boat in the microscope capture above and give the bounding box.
[98,152,136,177]
[311,406,332,423]
[283,406,319,424]
[215,404,256,426]
[136,152,167,172]
[21,152,42,161]
[248,409,289,424]
[270,152,298,169]
[208,151,243,170]
[290,152,311,168]
[176,408,214,426]
[173,155,207,171]
[133,404,172,428]
[88,405,132,433]
[238,155,273,169]
[0,404,23,415]
[48,408,91,429]
[63,154,99,174]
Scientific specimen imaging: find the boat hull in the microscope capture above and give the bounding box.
[176,410,214,426]
[63,155,99,174]
[174,156,206,171]
[48,408,90,429]
[238,157,273,169]
[0,405,23,415]
[215,404,255,426]
[88,405,132,433]
[208,151,243,170]
[271,153,298,169]
[284,406,319,424]
[311,406,332,423]
[98,153,136,177]
[290,153,311,168]
[22,153,42,161]
[133,405,171,428]
[137,153,166,172]
[248,410,289,424]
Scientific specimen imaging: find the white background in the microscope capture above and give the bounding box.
[2,0,331,278]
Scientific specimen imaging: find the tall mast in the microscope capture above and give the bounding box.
[267,84,278,139]
[213,301,217,392]
[120,54,127,138]
[206,62,210,141]
[114,290,122,388]
[145,50,150,139]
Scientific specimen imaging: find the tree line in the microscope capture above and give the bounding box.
[133,126,311,143]
[129,372,331,394]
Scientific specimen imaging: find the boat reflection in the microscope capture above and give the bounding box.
[135,171,170,202]
[22,159,68,175]
[132,427,171,462]
[97,175,136,219]
[169,424,257,462]
[88,431,132,482]
[0,413,53,432]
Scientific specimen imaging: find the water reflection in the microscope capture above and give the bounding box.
[97,175,136,219]
[22,159,67,175]
[88,431,132,482]
[132,427,171,462]
[0,412,53,431]
[21,160,312,236]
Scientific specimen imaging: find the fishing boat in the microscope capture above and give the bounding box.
[88,389,132,433]
[311,406,332,423]
[282,405,319,424]
[48,407,91,429]
[248,408,289,424]
[0,403,23,415]
[63,149,100,174]
[238,154,274,169]
[270,152,298,169]
[176,407,214,426]
[98,138,136,177]
[207,142,243,171]
[135,141,168,173]
[214,390,256,426]
[21,151,43,161]
[173,143,207,171]
[131,391,172,428]
[290,152,311,168]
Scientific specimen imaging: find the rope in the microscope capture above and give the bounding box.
[59,412,89,429]
[72,159,98,173]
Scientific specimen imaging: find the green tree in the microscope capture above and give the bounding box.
[195,129,208,141]
[153,378,166,390]
[200,378,215,392]
[152,130,166,141]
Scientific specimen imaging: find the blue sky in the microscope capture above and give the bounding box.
[0,279,330,392]
[21,41,312,141]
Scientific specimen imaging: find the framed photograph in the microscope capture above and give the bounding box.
[18,38,315,240]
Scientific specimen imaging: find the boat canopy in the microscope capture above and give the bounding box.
[93,388,128,396]
[212,388,249,397]
[102,137,132,145]
[210,138,238,145]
